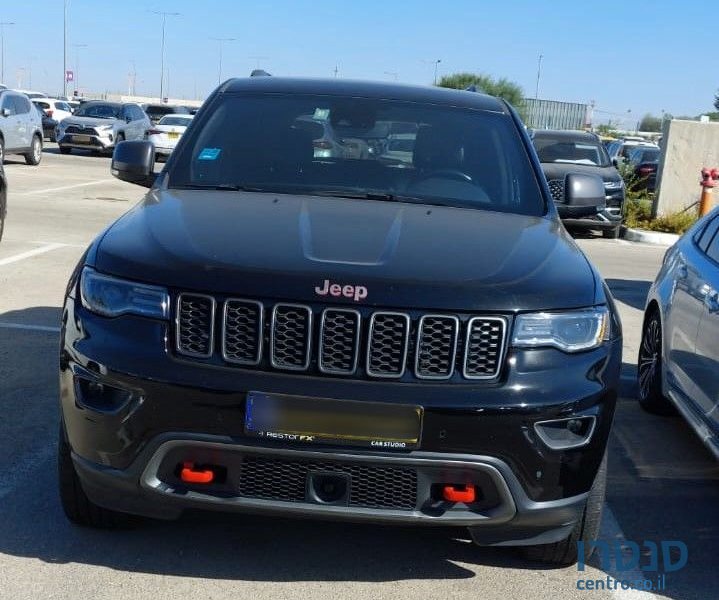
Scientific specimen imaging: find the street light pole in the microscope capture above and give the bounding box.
[73,43,87,94]
[534,53,543,99]
[210,37,236,85]
[0,21,15,86]
[63,0,67,97]
[151,11,179,100]
[433,59,441,85]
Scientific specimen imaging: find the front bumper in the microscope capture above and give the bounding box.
[58,132,114,151]
[60,296,620,544]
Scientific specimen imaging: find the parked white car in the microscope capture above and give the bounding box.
[32,98,74,124]
[144,114,193,158]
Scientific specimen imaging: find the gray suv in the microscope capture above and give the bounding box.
[57,101,151,155]
[0,90,44,165]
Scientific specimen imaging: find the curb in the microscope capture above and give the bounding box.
[621,226,680,246]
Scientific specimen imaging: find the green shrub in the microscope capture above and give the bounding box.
[623,195,697,234]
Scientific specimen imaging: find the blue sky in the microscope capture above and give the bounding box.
[2,0,715,125]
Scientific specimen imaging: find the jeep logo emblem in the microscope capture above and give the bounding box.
[315,279,368,302]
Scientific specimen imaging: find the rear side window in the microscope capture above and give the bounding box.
[706,232,719,264]
[697,216,719,253]
[171,93,546,216]
[0,93,16,114]
[35,101,50,110]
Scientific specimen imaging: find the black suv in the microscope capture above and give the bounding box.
[531,130,625,238]
[59,78,621,566]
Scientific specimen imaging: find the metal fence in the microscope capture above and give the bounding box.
[519,98,589,131]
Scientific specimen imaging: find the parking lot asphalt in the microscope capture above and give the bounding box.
[0,146,716,600]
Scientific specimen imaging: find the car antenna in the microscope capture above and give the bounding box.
[250,69,271,77]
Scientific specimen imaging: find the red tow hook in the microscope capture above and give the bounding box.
[442,484,476,503]
[180,462,214,484]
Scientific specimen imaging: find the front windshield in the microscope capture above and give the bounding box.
[170,93,544,216]
[534,137,610,167]
[74,103,121,119]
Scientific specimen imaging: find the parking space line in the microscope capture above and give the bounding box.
[19,180,114,196]
[0,243,68,266]
[0,322,61,333]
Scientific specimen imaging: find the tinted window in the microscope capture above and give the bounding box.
[697,216,719,253]
[170,93,545,216]
[12,95,32,114]
[706,232,719,264]
[131,106,146,120]
[56,102,72,112]
[147,105,189,116]
[74,102,121,119]
[34,101,51,110]
[0,93,16,114]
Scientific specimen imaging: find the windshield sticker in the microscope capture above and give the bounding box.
[198,147,221,161]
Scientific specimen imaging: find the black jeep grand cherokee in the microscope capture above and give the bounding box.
[59,78,621,566]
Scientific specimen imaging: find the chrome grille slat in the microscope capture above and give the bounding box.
[366,312,410,378]
[463,317,507,379]
[319,309,361,375]
[222,299,263,365]
[176,293,215,358]
[270,304,312,370]
[415,315,459,379]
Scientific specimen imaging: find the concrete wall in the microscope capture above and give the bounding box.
[656,120,719,215]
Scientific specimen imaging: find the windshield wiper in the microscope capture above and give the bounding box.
[172,183,271,192]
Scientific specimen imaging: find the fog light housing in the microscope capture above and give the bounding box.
[533,416,596,450]
[74,376,133,413]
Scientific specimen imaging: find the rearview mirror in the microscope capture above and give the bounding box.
[556,173,606,219]
[111,140,156,187]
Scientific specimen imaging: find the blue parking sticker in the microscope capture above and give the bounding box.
[198,147,221,160]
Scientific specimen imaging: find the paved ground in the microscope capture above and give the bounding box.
[0,146,716,600]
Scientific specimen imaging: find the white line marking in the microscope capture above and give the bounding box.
[600,504,660,599]
[0,322,60,333]
[30,240,86,248]
[19,179,113,195]
[0,243,68,266]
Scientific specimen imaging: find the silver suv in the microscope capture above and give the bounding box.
[0,90,44,165]
[57,101,151,155]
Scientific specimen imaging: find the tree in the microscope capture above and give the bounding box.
[639,113,662,132]
[714,90,719,111]
[437,72,524,107]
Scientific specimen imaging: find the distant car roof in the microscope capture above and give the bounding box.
[219,77,508,113]
[530,129,600,142]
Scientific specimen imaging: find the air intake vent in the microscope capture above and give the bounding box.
[415,315,459,379]
[271,304,312,370]
[463,317,506,379]
[222,299,263,365]
[176,293,215,358]
[319,309,361,374]
[366,312,410,378]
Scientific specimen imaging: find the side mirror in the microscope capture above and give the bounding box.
[0,108,9,117]
[556,173,606,219]
[611,158,619,168]
[125,115,133,123]
[111,140,156,187]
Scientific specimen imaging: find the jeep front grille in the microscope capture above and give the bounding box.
[173,295,507,381]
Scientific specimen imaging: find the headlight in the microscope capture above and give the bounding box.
[96,124,114,133]
[512,307,610,352]
[604,180,624,190]
[80,267,169,319]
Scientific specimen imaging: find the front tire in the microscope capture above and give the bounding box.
[602,226,621,239]
[58,425,136,528]
[520,453,607,566]
[25,134,42,165]
[638,309,675,415]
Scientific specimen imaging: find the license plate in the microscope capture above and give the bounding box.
[245,391,422,449]
[72,134,91,143]
[168,132,180,140]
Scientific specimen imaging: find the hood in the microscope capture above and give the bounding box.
[540,162,621,184]
[94,191,596,312]
[62,115,119,128]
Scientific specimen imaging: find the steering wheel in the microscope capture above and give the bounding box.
[413,169,473,184]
